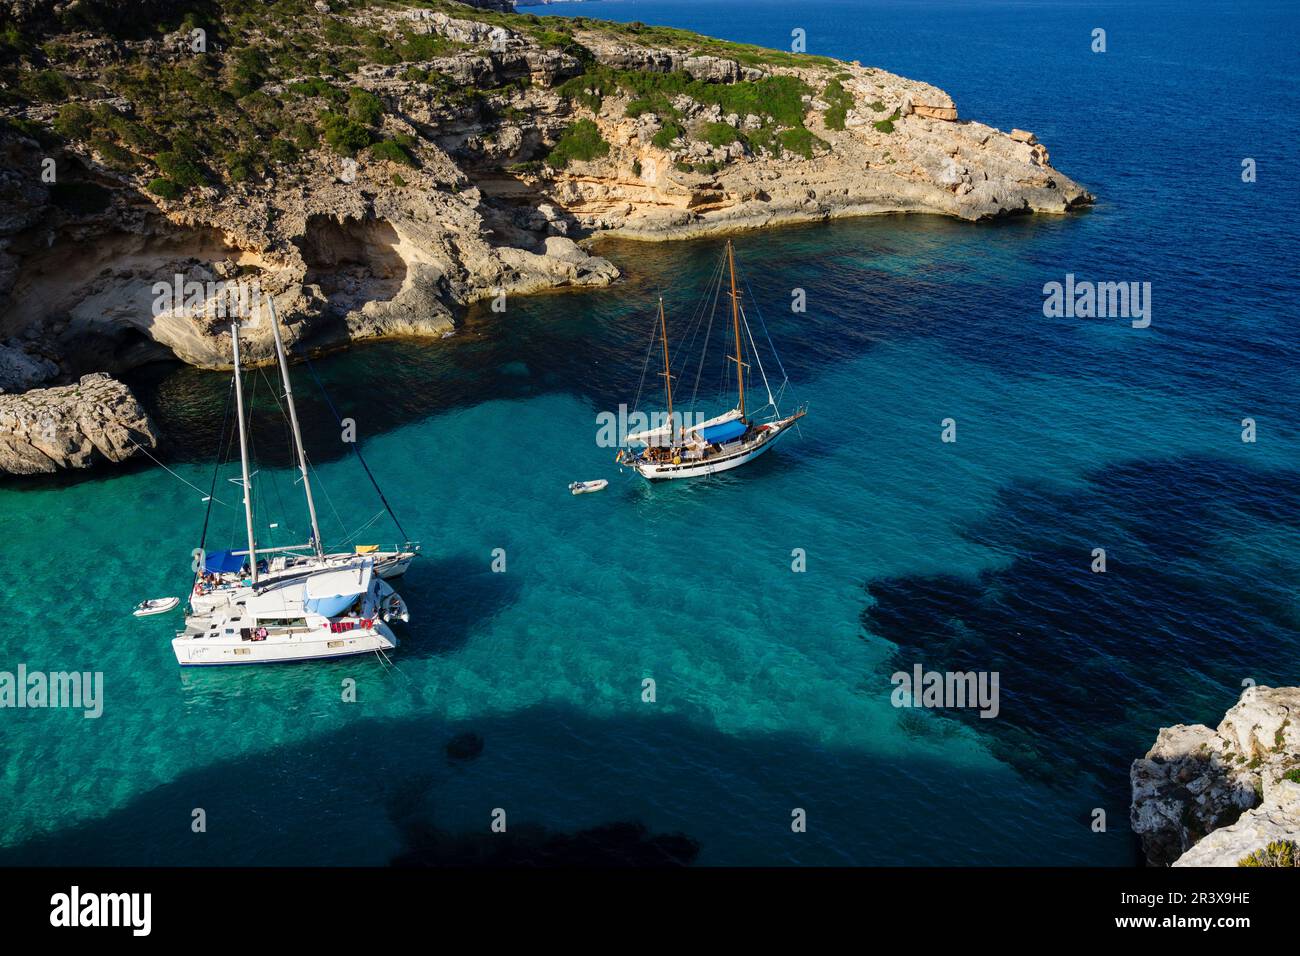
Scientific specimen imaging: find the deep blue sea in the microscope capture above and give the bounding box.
[1,0,1297,865]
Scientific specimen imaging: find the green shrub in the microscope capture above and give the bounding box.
[269,138,299,164]
[320,112,372,156]
[1284,768,1300,784]
[20,69,70,102]
[872,111,899,134]
[288,78,345,102]
[545,118,609,169]
[52,103,95,140]
[89,136,138,170]
[347,88,384,126]
[369,139,416,167]
[698,122,740,147]
[1238,840,1299,867]
[651,121,684,149]
[154,150,206,187]
[778,126,826,159]
[398,32,453,61]
[288,120,318,151]
[147,178,181,199]
[226,47,267,98]
[822,79,855,131]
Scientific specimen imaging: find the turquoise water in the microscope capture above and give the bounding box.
[2,0,1298,865]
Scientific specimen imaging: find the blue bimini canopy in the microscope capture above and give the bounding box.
[699,419,748,445]
[203,549,245,574]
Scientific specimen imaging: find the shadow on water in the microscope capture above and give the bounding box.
[0,699,1132,866]
[393,553,523,660]
[861,455,1300,793]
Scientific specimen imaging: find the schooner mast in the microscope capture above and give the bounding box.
[266,295,324,559]
[726,240,746,419]
[657,296,675,445]
[230,321,259,587]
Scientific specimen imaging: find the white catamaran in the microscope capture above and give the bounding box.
[186,297,416,616]
[617,240,806,480]
[173,303,411,666]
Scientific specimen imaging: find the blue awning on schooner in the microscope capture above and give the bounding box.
[203,549,245,574]
[699,420,748,445]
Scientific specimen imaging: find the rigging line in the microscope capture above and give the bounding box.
[690,248,727,406]
[130,438,233,508]
[196,373,237,556]
[680,252,726,373]
[301,353,410,542]
[629,303,659,421]
[337,509,388,547]
[257,365,297,548]
[742,271,792,389]
[740,303,777,412]
[306,452,349,541]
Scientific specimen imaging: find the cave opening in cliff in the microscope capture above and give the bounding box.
[295,215,407,314]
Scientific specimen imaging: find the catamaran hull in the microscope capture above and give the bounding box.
[633,423,788,480]
[375,554,414,578]
[172,624,398,666]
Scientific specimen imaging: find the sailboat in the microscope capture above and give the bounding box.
[172,308,409,666]
[617,240,806,480]
[187,296,417,617]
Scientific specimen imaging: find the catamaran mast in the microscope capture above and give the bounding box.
[230,322,259,587]
[726,241,745,419]
[657,297,674,444]
[266,296,324,559]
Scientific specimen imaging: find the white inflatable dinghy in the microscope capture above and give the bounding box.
[569,479,608,495]
[133,597,180,617]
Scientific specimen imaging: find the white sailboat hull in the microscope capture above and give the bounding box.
[632,419,791,480]
[172,620,398,666]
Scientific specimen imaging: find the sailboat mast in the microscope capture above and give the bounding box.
[658,297,674,443]
[727,240,745,418]
[230,322,259,587]
[266,296,324,559]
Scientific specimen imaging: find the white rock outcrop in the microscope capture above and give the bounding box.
[0,372,159,475]
[1130,686,1300,866]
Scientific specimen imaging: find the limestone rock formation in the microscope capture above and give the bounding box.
[0,372,159,475]
[1130,686,1300,866]
[1173,780,1300,867]
[0,0,1092,472]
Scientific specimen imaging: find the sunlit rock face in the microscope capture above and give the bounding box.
[1131,686,1300,866]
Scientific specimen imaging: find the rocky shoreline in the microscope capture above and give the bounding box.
[0,371,158,475]
[1130,686,1300,867]
[0,0,1091,473]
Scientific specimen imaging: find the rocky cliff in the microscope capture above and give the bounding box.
[0,371,158,474]
[1130,686,1300,867]
[0,0,1091,473]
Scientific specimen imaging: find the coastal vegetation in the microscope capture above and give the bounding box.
[1237,840,1298,867]
[0,0,839,193]
[544,119,609,169]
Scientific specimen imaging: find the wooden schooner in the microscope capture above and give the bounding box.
[617,240,806,480]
